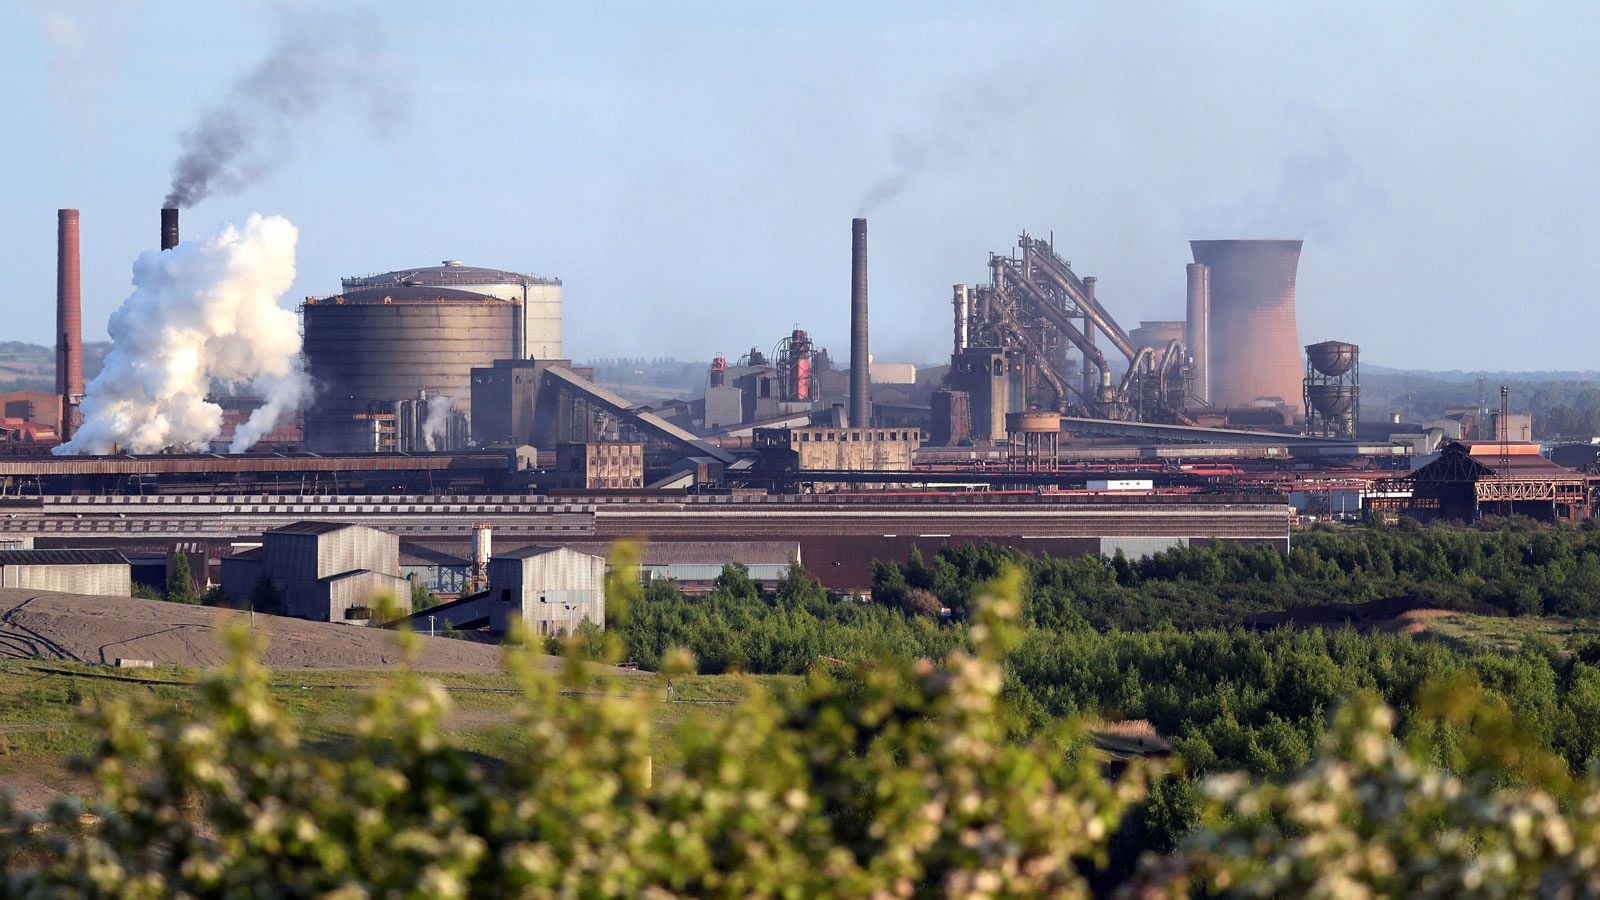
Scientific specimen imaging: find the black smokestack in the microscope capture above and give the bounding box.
[160,207,179,251]
[849,217,870,428]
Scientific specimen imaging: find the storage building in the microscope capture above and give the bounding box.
[0,549,130,596]
[221,522,411,624]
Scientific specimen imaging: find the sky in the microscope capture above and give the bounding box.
[2,0,1597,371]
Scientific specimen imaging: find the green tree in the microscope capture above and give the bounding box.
[164,552,200,604]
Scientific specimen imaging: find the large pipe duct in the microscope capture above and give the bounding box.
[1081,276,1098,401]
[1189,240,1302,411]
[1184,263,1211,404]
[160,207,179,251]
[56,209,83,439]
[849,217,870,427]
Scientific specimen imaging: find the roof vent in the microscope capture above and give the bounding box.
[442,259,464,267]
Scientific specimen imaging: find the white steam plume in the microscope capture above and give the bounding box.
[422,395,455,451]
[55,215,310,455]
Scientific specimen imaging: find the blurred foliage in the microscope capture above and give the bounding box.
[0,549,1148,897]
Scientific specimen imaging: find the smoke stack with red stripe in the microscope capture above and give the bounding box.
[161,207,179,251]
[56,209,83,440]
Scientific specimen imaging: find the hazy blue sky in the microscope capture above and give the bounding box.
[3,1,1596,370]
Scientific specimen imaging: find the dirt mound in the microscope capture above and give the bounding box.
[1245,596,1499,633]
[0,588,567,674]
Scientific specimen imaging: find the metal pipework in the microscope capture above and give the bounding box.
[1185,263,1211,404]
[56,209,83,439]
[1021,237,1137,361]
[849,217,870,428]
[1082,276,1100,401]
[952,283,970,355]
[160,207,179,251]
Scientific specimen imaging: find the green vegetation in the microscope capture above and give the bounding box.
[6,557,1600,896]
[164,552,200,605]
[1364,368,1600,438]
[411,579,443,611]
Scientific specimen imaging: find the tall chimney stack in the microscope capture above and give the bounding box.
[160,207,179,251]
[56,209,84,440]
[849,217,870,428]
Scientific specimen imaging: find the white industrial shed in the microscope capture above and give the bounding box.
[221,522,411,624]
[0,549,131,597]
[404,545,606,638]
[639,541,800,592]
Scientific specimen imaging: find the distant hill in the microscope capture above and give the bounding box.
[1363,363,1600,383]
[0,341,110,392]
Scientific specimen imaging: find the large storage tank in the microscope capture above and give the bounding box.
[342,261,562,360]
[1189,240,1303,411]
[300,285,519,452]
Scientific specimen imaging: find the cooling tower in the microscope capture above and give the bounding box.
[1189,240,1302,411]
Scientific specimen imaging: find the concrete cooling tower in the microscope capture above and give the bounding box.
[1189,240,1303,411]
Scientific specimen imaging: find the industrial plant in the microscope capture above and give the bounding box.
[1,199,1593,625]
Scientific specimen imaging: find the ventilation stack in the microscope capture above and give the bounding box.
[1184,263,1211,404]
[1189,240,1303,411]
[160,207,179,251]
[952,283,970,355]
[56,209,84,439]
[849,217,870,427]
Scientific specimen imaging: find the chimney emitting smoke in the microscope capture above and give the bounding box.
[160,207,179,251]
[849,217,870,428]
[56,209,83,440]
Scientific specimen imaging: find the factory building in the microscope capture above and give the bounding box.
[221,522,411,624]
[752,426,920,472]
[405,545,605,638]
[302,261,561,453]
[0,549,130,597]
[638,541,800,593]
[1190,240,1304,412]
[556,442,644,489]
[469,358,597,448]
[944,348,1025,444]
[1370,441,1592,522]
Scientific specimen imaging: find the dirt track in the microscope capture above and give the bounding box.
[0,588,561,674]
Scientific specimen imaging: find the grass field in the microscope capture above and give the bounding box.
[0,659,793,812]
[1401,611,1600,655]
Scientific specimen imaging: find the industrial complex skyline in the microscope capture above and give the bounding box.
[4,1,1598,369]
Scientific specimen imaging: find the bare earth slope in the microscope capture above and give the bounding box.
[0,588,544,673]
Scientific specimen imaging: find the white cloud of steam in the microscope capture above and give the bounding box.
[55,215,309,455]
[422,395,455,451]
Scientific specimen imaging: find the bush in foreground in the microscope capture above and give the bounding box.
[4,554,1600,897]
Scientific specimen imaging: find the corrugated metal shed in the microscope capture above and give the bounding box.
[0,548,127,566]
[267,521,355,536]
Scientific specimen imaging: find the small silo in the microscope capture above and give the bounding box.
[300,284,520,452]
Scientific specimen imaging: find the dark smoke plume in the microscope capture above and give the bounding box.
[163,6,409,208]
[855,70,1027,217]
